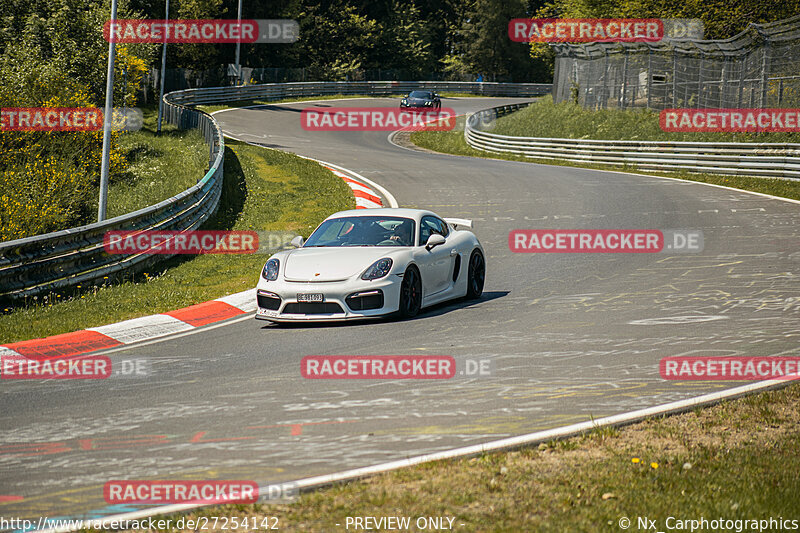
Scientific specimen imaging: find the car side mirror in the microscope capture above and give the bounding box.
[290,235,304,248]
[425,233,446,251]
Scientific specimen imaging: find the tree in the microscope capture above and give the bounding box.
[457,0,547,81]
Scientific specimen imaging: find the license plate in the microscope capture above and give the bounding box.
[296,293,324,303]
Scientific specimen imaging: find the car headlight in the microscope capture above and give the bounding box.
[361,258,393,281]
[261,258,280,281]
[425,101,432,105]
[401,99,408,104]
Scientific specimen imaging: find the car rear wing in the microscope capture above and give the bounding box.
[444,218,473,230]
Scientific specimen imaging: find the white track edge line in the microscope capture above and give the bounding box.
[35,377,792,532]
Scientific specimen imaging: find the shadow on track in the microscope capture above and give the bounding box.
[259,290,509,330]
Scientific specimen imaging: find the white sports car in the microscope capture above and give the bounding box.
[255,208,485,322]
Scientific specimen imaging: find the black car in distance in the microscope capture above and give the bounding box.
[400,90,442,109]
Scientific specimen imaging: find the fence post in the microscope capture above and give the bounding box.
[620,48,629,108]
[672,48,678,107]
[602,49,609,109]
[720,55,728,107]
[552,55,562,102]
[738,54,745,107]
[697,53,704,108]
[760,39,771,107]
[646,48,653,109]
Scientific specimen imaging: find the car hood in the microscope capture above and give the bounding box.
[283,247,398,282]
[406,97,430,105]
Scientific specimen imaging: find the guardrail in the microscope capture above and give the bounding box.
[0,100,225,300]
[0,81,549,300]
[465,104,800,180]
[165,81,552,106]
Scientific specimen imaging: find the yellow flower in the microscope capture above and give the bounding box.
[650,462,658,469]
[631,458,640,464]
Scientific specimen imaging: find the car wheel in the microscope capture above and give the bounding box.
[399,266,422,318]
[466,250,485,299]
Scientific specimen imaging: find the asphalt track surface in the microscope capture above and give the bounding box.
[1,97,798,524]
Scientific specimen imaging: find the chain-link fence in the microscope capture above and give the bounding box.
[552,15,800,110]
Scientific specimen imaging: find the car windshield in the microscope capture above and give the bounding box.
[304,216,416,247]
[408,91,432,98]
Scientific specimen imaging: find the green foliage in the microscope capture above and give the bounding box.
[378,0,435,77]
[171,0,226,71]
[530,0,800,70]
[0,0,155,240]
[455,0,548,82]
[298,2,378,80]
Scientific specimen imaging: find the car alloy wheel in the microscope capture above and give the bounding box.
[466,250,485,299]
[399,266,422,318]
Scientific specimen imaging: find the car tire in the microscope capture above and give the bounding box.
[466,250,485,300]
[399,266,422,318]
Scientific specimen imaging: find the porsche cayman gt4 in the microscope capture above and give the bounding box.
[255,208,485,322]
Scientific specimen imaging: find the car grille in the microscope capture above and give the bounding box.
[257,291,281,311]
[346,290,384,311]
[283,302,344,315]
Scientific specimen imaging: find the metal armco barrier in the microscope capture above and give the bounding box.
[465,104,800,180]
[0,100,225,300]
[0,81,550,300]
[164,81,552,106]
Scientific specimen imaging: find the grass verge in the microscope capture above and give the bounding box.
[490,95,800,143]
[410,115,800,201]
[106,107,209,219]
[0,141,354,344]
[124,382,800,532]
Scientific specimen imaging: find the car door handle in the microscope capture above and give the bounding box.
[450,250,458,256]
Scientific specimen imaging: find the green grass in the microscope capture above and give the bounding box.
[491,95,800,143]
[133,382,800,532]
[106,108,209,218]
[0,141,354,344]
[411,115,800,201]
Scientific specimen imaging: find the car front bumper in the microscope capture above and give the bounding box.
[400,103,438,109]
[255,276,402,322]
